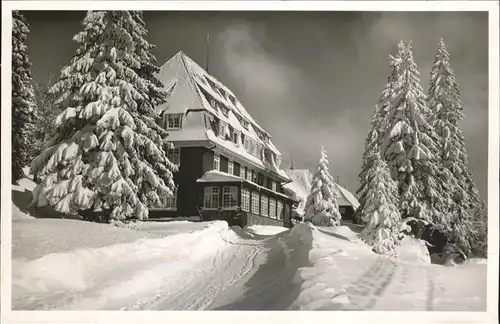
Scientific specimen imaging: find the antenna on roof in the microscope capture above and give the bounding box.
[205,33,210,73]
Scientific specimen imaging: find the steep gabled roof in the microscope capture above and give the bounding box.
[335,183,360,210]
[283,169,360,214]
[156,51,289,181]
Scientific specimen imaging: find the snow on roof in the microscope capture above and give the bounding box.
[335,183,360,210]
[282,169,359,211]
[197,170,296,201]
[157,50,290,180]
[282,169,313,215]
[196,170,243,183]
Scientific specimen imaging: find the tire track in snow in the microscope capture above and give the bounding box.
[125,233,264,310]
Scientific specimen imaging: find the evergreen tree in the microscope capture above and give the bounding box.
[381,41,449,235]
[12,10,36,184]
[428,38,481,211]
[470,200,488,257]
[358,152,402,257]
[30,11,176,222]
[31,76,59,165]
[130,11,167,110]
[304,147,342,226]
[355,51,403,223]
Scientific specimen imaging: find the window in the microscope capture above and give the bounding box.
[204,186,220,209]
[269,198,276,219]
[232,130,240,145]
[240,166,246,179]
[221,106,229,117]
[339,206,347,214]
[271,181,277,192]
[167,147,180,166]
[229,96,237,107]
[241,119,249,129]
[241,133,246,146]
[260,195,269,217]
[251,192,259,214]
[257,173,264,186]
[228,160,234,175]
[163,186,178,209]
[284,203,290,220]
[277,201,284,220]
[244,138,250,152]
[222,186,238,208]
[213,154,220,171]
[252,170,257,183]
[241,189,250,212]
[227,125,234,141]
[246,168,252,181]
[218,121,227,139]
[165,113,183,130]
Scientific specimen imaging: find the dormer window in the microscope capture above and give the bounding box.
[241,119,249,129]
[232,130,240,145]
[218,121,227,139]
[165,113,183,130]
[221,106,229,117]
[229,96,237,107]
[210,99,218,110]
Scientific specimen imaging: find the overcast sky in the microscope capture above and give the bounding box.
[22,10,489,199]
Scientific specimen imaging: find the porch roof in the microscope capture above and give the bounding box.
[196,170,298,202]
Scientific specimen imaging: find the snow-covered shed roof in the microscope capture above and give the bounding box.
[156,51,289,182]
[335,184,360,210]
[282,169,360,212]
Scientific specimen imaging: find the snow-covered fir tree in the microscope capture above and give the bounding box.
[427,38,482,246]
[358,152,402,257]
[30,11,176,222]
[381,41,450,236]
[304,147,342,226]
[470,200,487,257]
[31,76,59,165]
[428,39,481,208]
[130,11,167,111]
[12,10,36,184]
[355,51,404,224]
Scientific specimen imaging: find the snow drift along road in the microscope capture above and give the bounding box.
[12,221,242,310]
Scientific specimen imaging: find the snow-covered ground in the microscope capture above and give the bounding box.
[289,223,487,311]
[8,171,488,312]
[11,216,487,311]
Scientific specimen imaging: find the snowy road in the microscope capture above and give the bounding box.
[11,221,486,311]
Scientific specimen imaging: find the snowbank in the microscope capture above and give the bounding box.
[462,258,487,265]
[318,225,362,243]
[12,211,158,261]
[12,221,237,309]
[396,236,431,264]
[289,223,372,310]
[246,225,289,236]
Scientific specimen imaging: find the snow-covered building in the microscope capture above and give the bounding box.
[283,169,360,221]
[151,51,296,227]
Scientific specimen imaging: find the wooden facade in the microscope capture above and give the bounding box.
[148,146,295,228]
[339,205,355,221]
